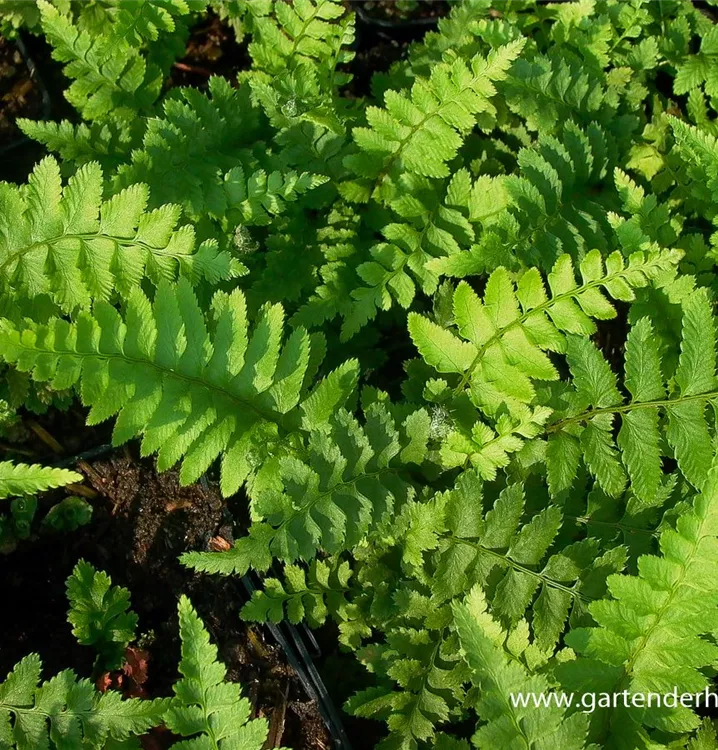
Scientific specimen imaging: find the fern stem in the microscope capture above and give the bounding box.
[546,390,718,433]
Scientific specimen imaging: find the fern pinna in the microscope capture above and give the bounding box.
[5,0,718,748]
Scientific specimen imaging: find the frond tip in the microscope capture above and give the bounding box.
[0,461,81,500]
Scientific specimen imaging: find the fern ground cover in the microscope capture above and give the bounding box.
[3,0,718,748]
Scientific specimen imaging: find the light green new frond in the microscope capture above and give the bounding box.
[453,589,589,750]
[559,457,718,741]
[249,0,350,75]
[66,560,138,671]
[182,402,426,573]
[547,289,717,499]
[0,654,168,749]
[343,39,525,200]
[0,461,81,500]
[674,26,718,101]
[0,157,241,312]
[37,0,162,120]
[240,558,356,627]
[0,279,359,496]
[408,248,679,417]
[164,596,274,750]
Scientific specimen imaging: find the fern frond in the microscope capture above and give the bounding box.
[400,471,623,651]
[17,118,139,172]
[66,560,138,671]
[222,165,329,227]
[0,461,81,500]
[240,558,355,627]
[164,596,274,750]
[503,54,611,134]
[547,288,718,499]
[342,39,525,201]
[37,0,162,120]
[453,588,589,750]
[109,0,204,48]
[0,279,359,495]
[433,122,617,275]
[112,77,263,221]
[558,457,718,743]
[408,248,680,417]
[0,654,167,749]
[181,402,428,573]
[0,157,241,312]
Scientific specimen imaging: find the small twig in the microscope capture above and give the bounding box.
[27,420,64,455]
[0,442,35,457]
[173,61,213,77]
[65,483,99,500]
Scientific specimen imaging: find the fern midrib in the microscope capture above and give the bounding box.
[5,334,288,433]
[1,230,197,277]
[448,535,592,603]
[547,388,718,432]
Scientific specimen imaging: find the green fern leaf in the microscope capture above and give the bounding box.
[0,280,359,495]
[66,561,138,671]
[0,156,241,312]
[0,461,81,500]
[164,596,275,750]
[0,654,167,749]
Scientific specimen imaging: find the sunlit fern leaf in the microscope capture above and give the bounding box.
[341,39,526,202]
[0,653,168,749]
[181,403,428,573]
[164,596,278,750]
[408,248,680,417]
[547,289,718,499]
[0,279,359,496]
[0,461,81,500]
[0,157,242,312]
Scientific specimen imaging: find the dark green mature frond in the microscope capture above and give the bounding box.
[17,118,139,172]
[66,561,138,671]
[112,77,263,221]
[408,248,680,418]
[0,461,80,500]
[559,458,718,744]
[400,471,623,652]
[0,654,167,749]
[181,402,428,573]
[241,558,355,627]
[453,589,589,750]
[164,596,275,749]
[547,288,718,499]
[0,279,359,495]
[435,122,617,275]
[0,157,242,313]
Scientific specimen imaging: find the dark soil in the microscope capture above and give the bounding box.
[0,446,332,749]
[0,35,47,154]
